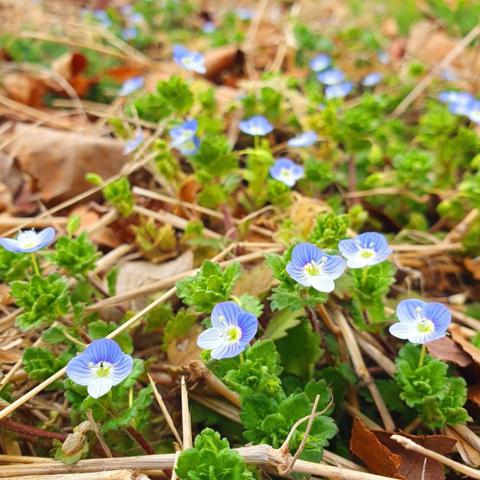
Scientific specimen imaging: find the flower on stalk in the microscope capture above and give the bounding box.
[286,242,346,293]
[123,128,143,155]
[361,72,383,87]
[66,338,133,399]
[0,228,56,254]
[338,232,392,268]
[317,68,345,85]
[197,302,258,359]
[239,115,273,136]
[169,119,200,155]
[173,45,206,74]
[287,131,318,148]
[309,54,331,72]
[119,76,144,96]
[438,90,473,106]
[325,82,353,100]
[389,300,451,345]
[269,158,304,187]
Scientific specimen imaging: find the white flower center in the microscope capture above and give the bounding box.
[89,361,113,379]
[17,231,39,249]
[304,257,327,276]
[249,125,264,135]
[360,248,375,259]
[221,326,242,344]
[279,167,294,182]
[416,319,434,334]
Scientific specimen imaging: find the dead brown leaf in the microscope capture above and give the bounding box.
[445,426,480,467]
[450,324,480,365]
[5,124,128,202]
[464,257,480,280]
[204,46,245,85]
[351,419,456,480]
[71,205,120,248]
[167,324,202,366]
[1,73,47,107]
[232,262,273,297]
[426,336,472,367]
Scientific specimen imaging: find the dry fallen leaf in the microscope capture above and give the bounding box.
[204,46,245,85]
[232,263,273,297]
[445,426,480,467]
[351,419,456,480]
[167,324,202,366]
[6,124,129,202]
[426,336,472,367]
[450,324,480,365]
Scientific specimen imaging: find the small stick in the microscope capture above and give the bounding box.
[147,374,183,447]
[391,434,480,479]
[180,377,192,450]
[335,311,395,432]
[356,337,396,377]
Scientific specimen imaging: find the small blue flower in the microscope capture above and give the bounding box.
[173,45,206,74]
[239,115,273,136]
[309,54,331,72]
[317,68,345,85]
[440,68,457,82]
[287,131,318,148]
[338,232,392,268]
[377,50,390,65]
[119,76,144,96]
[169,119,200,155]
[122,27,138,40]
[197,302,258,359]
[235,8,253,20]
[123,128,144,155]
[202,21,216,33]
[325,82,353,100]
[438,90,473,106]
[361,72,383,87]
[92,9,112,27]
[0,228,56,254]
[66,338,133,398]
[466,101,480,124]
[389,300,451,344]
[270,158,304,187]
[286,242,346,293]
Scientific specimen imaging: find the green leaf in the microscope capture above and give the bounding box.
[87,320,133,354]
[66,215,81,236]
[176,261,241,313]
[237,294,264,317]
[263,309,302,340]
[308,212,350,249]
[23,347,72,382]
[0,248,32,282]
[102,177,134,217]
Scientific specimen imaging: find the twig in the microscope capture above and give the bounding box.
[180,377,192,450]
[334,311,395,432]
[393,25,480,116]
[391,434,480,479]
[147,374,183,447]
[0,418,67,441]
[125,427,154,455]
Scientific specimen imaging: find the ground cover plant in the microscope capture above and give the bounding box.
[0,1,480,479]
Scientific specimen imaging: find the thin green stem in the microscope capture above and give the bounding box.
[30,253,40,276]
[418,344,427,369]
[239,352,245,364]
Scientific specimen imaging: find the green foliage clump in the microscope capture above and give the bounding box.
[0,248,32,282]
[11,274,70,330]
[102,177,135,217]
[176,428,254,480]
[23,347,74,382]
[132,219,177,262]
[176,261,241,313]
[394,344,470,429]
[350,262,396,330]
[47,233,99,277]
[308,212,350,250]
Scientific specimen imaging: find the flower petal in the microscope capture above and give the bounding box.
[322,255,346,279]
[389,321,418,340]
[290,242,322,267]
[37,227,56,249]
[87,377,113,398]
[66,356,93,386]
[197,327,223,349]
[0,238,21,253]
[211,302,242,328]
[83,338,124,365]
[396,299,425,323]
[285,263,311,286]
[111,354,134,385]
[338,238,359,257]
[211,342,245,360]
[237,311,258,343]
[309,275,335,293]
[423,302,451,333]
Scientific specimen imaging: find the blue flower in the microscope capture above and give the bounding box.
[309,54,331,72]
[202,21,216,33]
[0,228,56,254]
[270,158,304,187]
[389,300,451,345]
[169,119,200,155]
[325,82,353,99]
[467,101,480,124]
[440,68,457,82]
[92,9,112,27]
[235,8,253,20]
[287,131,318,148]
[361,72,383,87]
[66,338,133,398]
[317,68,345,85]
[122,27,138,40]
[377,50,390,65]
[286,242,346,293]
[119,76,144,96]
[438,91,473,109]
[239,115,273,136]
[123,128,144,155]
[338,232,392,268]
[173,45,206,74]
[197,302,258,359]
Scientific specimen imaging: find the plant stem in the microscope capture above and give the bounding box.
[30,253,40,276]
[418,344,427,368]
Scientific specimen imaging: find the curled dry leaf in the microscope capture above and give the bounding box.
[351,418,456,480]
[426,336,472,367]
[204,46,245,85]
[5,124,128,202]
